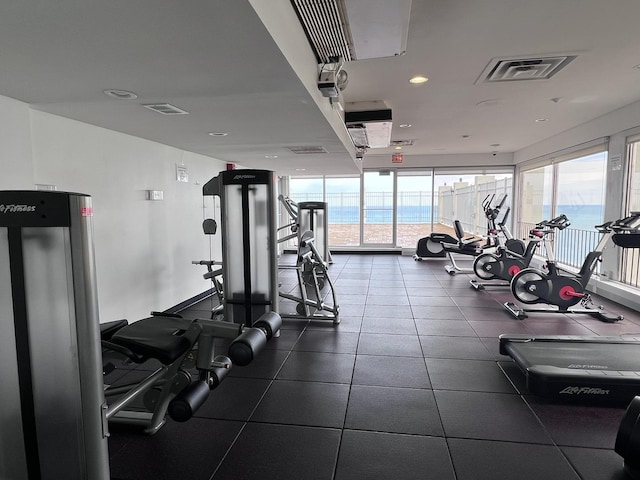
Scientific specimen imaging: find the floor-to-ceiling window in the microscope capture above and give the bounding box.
[362,171,395,245]
[326,176,360,247]
[396,171,433,249]
[518,146,608,268]
[622,136,640,287]
[286,167,514,249]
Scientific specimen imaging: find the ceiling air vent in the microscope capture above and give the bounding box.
[391,139,414,147]
[291,0,411,63]
[286,146,328,154]
[477,55,577,83]
[142,103,189,115]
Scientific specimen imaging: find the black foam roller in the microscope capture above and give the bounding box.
[168,381,210,422]
[228,328,267,366]
[252,311,282,340]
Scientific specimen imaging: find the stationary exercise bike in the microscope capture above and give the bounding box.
[470,214,570,290]
[505,216,628,323]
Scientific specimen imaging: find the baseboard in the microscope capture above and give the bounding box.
[588,278,640,312]
[163,288,217,314]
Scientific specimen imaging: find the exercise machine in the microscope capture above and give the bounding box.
[470,214,569,290]
[278,230,340,322]
[298,200,332,264]
[413,194,501,261]
[441,220,487,274]
[203,169,279,327]
[277,194,299,245]
[0,190,110,479]
[504,215,633,323]
[499,334,640,404]
[499,214,640,405]
[102,310,281,433]
[192,218,224,319]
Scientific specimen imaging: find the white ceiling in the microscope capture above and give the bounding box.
[1,0,640,175]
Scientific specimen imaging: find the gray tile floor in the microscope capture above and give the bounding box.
[108,253,640,480]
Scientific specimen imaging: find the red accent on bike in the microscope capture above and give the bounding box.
[559,286,584,300]
[508,265,521,277]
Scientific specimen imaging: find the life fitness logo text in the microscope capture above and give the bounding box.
[559,386,610,396]
[0,204,37,214]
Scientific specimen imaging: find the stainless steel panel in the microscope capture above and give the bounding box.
[68,194,110,479]
[22,226,85,479]
[0,227,28,480]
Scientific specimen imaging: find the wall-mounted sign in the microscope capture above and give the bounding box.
[392,154,404,164]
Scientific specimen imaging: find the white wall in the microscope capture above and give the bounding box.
[514,99,640,165]
[0,95,34,188]
[1,97,226,323]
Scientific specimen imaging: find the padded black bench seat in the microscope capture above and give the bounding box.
[110,316,195,365]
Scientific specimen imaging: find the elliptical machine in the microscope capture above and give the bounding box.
[413,194,501,261]
[504,215,631,323]
[470,214,570,290]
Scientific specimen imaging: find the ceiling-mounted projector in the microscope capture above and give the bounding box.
[345,108,392,149]
[318,57,348,98]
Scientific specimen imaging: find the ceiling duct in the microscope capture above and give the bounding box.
[291,0,411,63]
[391,139,414,147]
[142,103,189,115]
[286,146,328,154]
[477,55,577,83]
[345,108,392,149]
[291,0,353,63]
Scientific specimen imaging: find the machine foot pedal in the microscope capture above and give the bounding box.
[504,302,527,320]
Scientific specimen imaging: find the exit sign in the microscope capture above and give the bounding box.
[392,154,404,163]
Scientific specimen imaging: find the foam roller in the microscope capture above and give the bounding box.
[228,328,267,366]
[168,381,210,422]
[252,311,282,340]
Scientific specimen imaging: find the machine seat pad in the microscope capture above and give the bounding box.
[443,243,479,254]
[100,319,129,340]
[110,316,195,365]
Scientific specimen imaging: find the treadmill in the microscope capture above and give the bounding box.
[499,334,640,403]
[499,213,640,404]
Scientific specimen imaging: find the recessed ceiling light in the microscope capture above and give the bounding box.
[535,118,548,122]
[399,123,412,128]
[103,89,138,100]
[295,168,306,171]
[462,135,470,139]
[208,132,228,137]
[409,75,428,84]
[265,155,278,159]
[394,146,403,150]
[490,143,500,147]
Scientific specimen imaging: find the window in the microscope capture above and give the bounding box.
[286,167,513,249]
[396,171,433,248]
[289,177,323,203]
[363,171,394,245]
[518,146,607,269]
[325,176,360,247]
[621,138,640,287]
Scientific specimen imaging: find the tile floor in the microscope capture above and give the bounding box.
[108,253,640,480]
